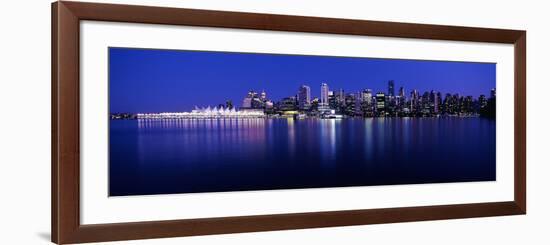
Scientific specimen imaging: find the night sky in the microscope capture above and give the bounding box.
[109,47,496,113]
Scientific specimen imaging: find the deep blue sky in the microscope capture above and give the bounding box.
[109,47,495,113]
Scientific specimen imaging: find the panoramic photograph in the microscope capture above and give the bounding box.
[109,47,496,197]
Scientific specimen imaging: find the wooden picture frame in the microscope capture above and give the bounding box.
[52,1,526,244]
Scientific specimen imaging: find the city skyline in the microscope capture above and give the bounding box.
[110,47,495,113]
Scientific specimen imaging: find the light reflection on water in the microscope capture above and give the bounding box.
[111,117,496,196]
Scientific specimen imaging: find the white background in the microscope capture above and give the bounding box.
[0,0,548,244]
[80,21,514,224]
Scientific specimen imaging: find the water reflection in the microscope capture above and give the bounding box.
[111,117,497,196]
[364,118,373,161]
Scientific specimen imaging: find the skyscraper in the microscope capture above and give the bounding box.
[345,93,356,116]
[361,89,373,104]
[478,95,487,109]
[386,80,396,115]
[359,89,374,117]
[335,89,345,106]
[388,80,395,97]
[410,89,419,113]
[320,83,329,106]
[376,92,386,116]
[241,90,265,109]
[297,85,311,110]
[242,97,252,108]
[398,87,406,112]
[354,92,363,116]
[429,90,439,114]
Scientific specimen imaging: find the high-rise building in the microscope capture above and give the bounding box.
[361,89,374,116]
[328,90,336,109]
[242,91,257,108]
[386,80,396,114]
[436,92,442,114]
[335,89,345,106]
[491,88,496,99]
[398,87,406,112]
[388,80,395,97]
[320,83,329,106]
[442,93,451,114]
[478,95,488,109]
[376,92,386,116]
[277,96,298,111]
[362,89,373,104]
[241,90,266,110]
[242,98,252,108]
[422,91,431,114]
[452,94,460,114]
[345,93,357,116]
[297,85,311,110]
[265,100,274,109]
[354,92,363,116]
[429,90,438,114]
[260,90,267,100]
[463,96,474,113]
[410,89,419,113]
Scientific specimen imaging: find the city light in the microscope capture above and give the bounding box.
[112,81,496,120]
[136,106,265,119]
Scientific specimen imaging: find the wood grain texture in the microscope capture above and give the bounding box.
[51,2,58,243]
[514,33,527,213]
[61,1,524,43]
[52,1,81,243]
[51,1,527,244]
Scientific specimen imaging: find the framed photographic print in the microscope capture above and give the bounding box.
[52,1,526,244]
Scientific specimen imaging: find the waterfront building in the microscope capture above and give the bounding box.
[251,97,264,109]
[330,89,345,114]
[277,96,298,111]
[320,83,329,106]
[345,93,356,116]
[410,89,419,113]
[436,92,442,114]
[421,91,431,114]
[376,92,386,116]
[241,90,269,110]
[241,90,257,108]
[354,92,363,116]
[328,90,337,110]
[478,95,488,110]
[388,80,395,97]
[298,85,311,110]
[265,100,275,114]
[462,96,474,114]
[242,97,252,108]
[429,90,439,114]
[136,106,265,119]
[360,89,374,117]
[399,87,405,98]
[310,97,320,111]
[443,93,452,114]
[398,87,406,112]
[452,94,461,114]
